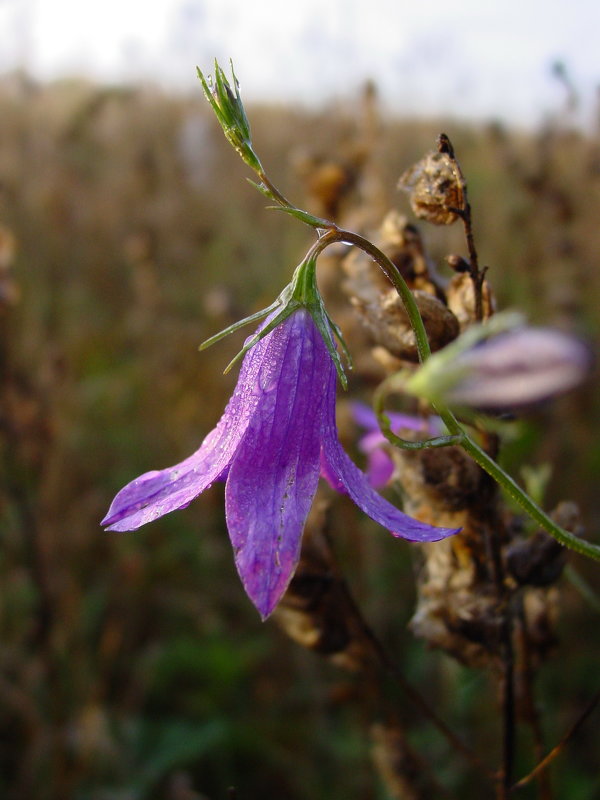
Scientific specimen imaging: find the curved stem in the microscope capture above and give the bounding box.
[334,228,433,363]
[252,164,599,561]
[317,226,600,562]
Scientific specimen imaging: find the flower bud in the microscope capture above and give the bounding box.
[407,314,591,410]
[197,61,263,174]
[446,328,591,409]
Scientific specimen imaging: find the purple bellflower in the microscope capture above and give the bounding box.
[103,309,459,619]
[407,312,591,411]
[443,327,591,409]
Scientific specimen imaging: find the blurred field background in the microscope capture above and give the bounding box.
[0,71,599,799]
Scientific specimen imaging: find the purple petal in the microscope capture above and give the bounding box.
[365,448,395,489]
[102,318,281,531]
[351,401,443,435]
[353,404,444,488]
[225,311,329,619]
[350,401,381,431]
[356,431,395,487]
[322,374,459,543]
[449,328,591,409]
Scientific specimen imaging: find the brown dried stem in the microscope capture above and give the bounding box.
[433,134,516,794]
[514,600,553,800]
[481,517,516,798]
[276,514,497,788]
[437,133,487,321]
[510,690,600,793]
[370,632,496,784]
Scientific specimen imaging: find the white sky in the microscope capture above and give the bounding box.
[1,0,598,126]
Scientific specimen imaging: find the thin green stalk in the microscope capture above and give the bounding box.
[326,227,600,562]
[446,413,600,561]
[258,170,295,210]
[334,228,433,363]
[244,145,600,561]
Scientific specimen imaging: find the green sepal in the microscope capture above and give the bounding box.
[199,250,351,389]
[308,309,347,390]
[323,308,352,371]
[289,255,350,388]
[216,60,251,139]
[223,303,299,374]
[196,67,224,126]
[247,178,274,201]
[198,298,282,352]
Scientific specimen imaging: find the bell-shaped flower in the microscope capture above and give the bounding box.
[406,312,591,411]
[103,310,459,618]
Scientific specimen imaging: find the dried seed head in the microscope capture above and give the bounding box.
[341,212,457,361]
[446,253,471,273]
[398,151,464,225]
[350,288,460,362]
[506,529,566,587]
[447,271,495,329]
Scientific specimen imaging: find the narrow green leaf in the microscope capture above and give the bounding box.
[267,205,334,229]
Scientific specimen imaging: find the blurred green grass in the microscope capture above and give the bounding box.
[0,74,599,799]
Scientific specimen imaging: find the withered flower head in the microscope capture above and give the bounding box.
[398,151,464,225]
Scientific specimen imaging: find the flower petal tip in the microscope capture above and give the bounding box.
[101,508,141,532]
[243,581,287,621]
[390,523,461,543]
[257,604,276,622]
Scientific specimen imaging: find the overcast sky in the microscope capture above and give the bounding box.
[1,0,598,126]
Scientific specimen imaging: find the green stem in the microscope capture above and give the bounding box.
[334,228,433,363]
[448,414,600,561]
[325,227,600,562]
[250,165,599,561]
[201,62,597,559]
[257,171,294,209]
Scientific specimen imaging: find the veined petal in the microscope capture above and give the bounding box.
[225,311,328,618]
[102,318,281,531]
[321,372,459,543]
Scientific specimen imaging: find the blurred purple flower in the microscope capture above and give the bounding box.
[103,310,458,618]
[351,403,443,488]
[447,328,591,409]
